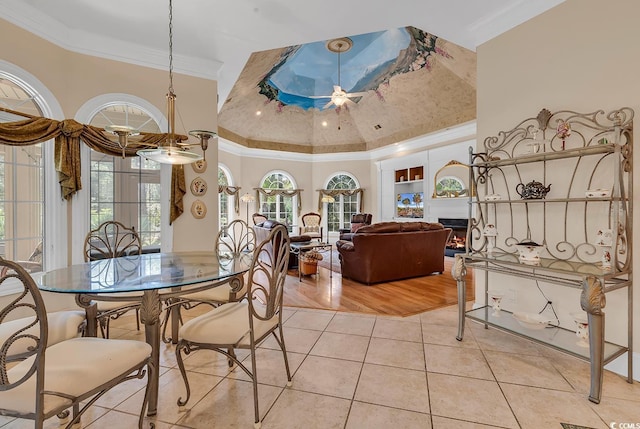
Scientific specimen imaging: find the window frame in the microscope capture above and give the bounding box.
[72,94,172,264]
[258,170,298,231]
[0,60,66,295]
[324,172,360,235]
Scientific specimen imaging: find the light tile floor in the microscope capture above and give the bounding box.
[2,305,639,429]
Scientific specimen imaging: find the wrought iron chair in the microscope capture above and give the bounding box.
[161,219,256,343]
[175,224,292,429]
[0,258,153,429]
[84,220,143,338]
[300,212,323,241]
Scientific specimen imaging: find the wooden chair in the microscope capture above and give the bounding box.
[300,212,323,241]
[161,219,256,343]
[0,258,153,428]
[252,213,268,225]
[84,220,143,338]
[175,224,292,429]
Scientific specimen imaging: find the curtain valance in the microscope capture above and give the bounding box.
[317,188,364,212]
[255,188,302,212]
[219,185,241,214]
[0,106,188,224]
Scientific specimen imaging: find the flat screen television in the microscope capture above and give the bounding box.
[396,192,424,218]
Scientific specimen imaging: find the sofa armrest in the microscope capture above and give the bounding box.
[335,240,355,252]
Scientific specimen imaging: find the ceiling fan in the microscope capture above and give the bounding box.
[311,37,367,110]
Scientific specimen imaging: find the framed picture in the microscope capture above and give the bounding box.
[396,192,424,218]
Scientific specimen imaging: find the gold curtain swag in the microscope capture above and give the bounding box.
[219,185,241,214]
[0,108,188,224]
[255,188,303,212]
[317,188,364,212]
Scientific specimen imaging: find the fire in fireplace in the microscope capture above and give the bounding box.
[438,218,468,257]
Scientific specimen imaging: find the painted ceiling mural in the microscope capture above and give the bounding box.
[218,26,476,154]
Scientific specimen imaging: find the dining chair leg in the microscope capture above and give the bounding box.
[250,346,261,429]
[175,341,192,407]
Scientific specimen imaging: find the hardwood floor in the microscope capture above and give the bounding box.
[283,256,475,317]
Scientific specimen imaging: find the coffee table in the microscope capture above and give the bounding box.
[290,241,333,281]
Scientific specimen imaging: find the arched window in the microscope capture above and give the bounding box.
[87,103,162,249]
[218,165,231,228]
[259,171,297,230]
[325,173,359,233]
[0,76,45,274]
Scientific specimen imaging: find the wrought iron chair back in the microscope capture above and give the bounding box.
[0,258,153,428]
[83,221,142,262]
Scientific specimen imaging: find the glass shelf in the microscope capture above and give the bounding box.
[462,252,631,288]
[465,307,628,364]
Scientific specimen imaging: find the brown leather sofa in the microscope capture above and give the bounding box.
[336,221,452,285]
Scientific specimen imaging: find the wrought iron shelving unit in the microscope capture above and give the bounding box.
[452,107,634,403]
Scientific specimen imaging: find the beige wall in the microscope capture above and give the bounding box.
[0,18,219,255]
[219,149,374,228]
[477,0,640,357]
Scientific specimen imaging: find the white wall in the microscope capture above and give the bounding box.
[477,0,640,378]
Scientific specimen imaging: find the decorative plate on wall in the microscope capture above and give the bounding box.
[191,159,207,173]
[191,200,207,219]
[190,176,207,196]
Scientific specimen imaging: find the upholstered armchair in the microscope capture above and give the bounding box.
[300,212,323,241]
[339,213,373,241]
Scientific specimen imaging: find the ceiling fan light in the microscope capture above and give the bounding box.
[137,146,202,164]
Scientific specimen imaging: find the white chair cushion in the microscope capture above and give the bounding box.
[179,301,278,346]
[0,310,85,358]
[183,285,233,302]
[0,337,151,416]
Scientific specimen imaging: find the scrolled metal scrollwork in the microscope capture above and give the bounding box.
[580,276,606,316]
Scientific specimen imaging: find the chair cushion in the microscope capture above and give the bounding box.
[179,301,278,347]
[0,337,151,416]
[0,310,85,358]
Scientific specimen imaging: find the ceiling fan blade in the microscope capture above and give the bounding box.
[345,91,368,98]
[323,100,335,109]
[308,95,333,99]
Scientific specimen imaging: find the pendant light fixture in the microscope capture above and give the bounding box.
[137,0,216,164]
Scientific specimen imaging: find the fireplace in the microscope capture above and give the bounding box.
[438,218,468,257]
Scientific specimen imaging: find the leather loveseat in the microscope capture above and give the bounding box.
[336,221,452,285]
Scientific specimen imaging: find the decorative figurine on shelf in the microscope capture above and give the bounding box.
[489,291,504,317]
[483,224,498,254]
[571,312,589,348]
[556,120,571,150]
[595,228,613,271]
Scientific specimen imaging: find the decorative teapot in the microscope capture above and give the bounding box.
[516,180,551,199]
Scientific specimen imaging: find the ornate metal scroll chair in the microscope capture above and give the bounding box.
[161,219,256,343]
[0,258,153,429]
[83,220,143,338]
[252,212,268,225]
[175,224,292,429]
[300,212,323,241]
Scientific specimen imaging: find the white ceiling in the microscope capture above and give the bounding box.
[0,0,565,109]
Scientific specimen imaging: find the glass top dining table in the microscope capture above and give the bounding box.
[37,251,252,416]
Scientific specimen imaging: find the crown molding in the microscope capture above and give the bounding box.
[219,121,476,163]
[469,0,565,46]
[0,3,222,79]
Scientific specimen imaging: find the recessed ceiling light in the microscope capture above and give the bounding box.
[322,121,328,127]
[256,110,262,116]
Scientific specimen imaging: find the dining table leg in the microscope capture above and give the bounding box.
[139,289,162,416]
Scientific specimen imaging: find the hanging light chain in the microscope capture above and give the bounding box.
[168,0,174,94]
